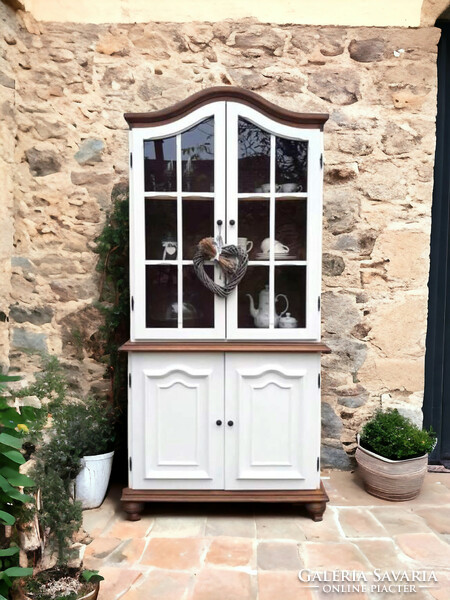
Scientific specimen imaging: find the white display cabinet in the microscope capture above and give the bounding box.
[121,88,330,521]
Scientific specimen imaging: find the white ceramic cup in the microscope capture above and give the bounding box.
[260,238,290,254]
[281,183,299,193]
[237,237,253,253]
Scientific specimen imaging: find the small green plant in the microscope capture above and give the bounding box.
[360,409,437,461]
[51,397,116,458]
[0,373,38,599]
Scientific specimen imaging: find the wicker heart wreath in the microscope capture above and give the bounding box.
[193,237,249,298]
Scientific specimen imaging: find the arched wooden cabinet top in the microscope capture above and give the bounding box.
[124,86,329,129]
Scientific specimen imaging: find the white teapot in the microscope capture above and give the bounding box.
[247,285,289,328]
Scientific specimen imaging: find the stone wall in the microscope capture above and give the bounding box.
[0,6,441,466]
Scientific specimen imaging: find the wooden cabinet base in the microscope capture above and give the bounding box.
[121,483,329,522]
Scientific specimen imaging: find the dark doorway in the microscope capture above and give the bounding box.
[424,20,450,466]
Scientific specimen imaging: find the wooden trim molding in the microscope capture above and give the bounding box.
[120,340,331,353]
[121,483,329,522]
[124,87,329,129]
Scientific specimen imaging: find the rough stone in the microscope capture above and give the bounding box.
[9,305,53,325]
[233,27,284,54]
[34,119,66,140]
[321,402,343,438]
[324,190,359,235]
[96,31,131,56]
[74,139,105,165]
[308,70,360,105]
[321,444,352,470]
[0,71,15,89]
[322,252,345,277]
[349,38,385,62]
[382,123,420,155]
[325,337,367,372]
[12,328,47,352]
[322,292,361,335]
[25,146,61,177]
[337,394,368,408]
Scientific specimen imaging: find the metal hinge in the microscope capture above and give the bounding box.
[318,296,321,311]
[130,152,133,168]
[320,153,323,169]
[129,456,132,471]
[317,457,320,471]
[128,373,132,388]
[318,373,321,388]
[131,296,134,311]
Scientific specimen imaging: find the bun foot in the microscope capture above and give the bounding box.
[305,501,327,522]
[123,500,144,521]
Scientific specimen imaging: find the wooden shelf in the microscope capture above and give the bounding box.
[120,340,331,353]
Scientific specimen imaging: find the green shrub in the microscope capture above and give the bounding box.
[360,409,437,460]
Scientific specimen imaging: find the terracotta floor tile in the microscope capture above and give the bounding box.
[205,536,254,567]
[297,508,342,542]
[304,542,370,571]
[337,508,387,538]
[141,537,208,570]
[96,567,142,600]
[106,516,154,539]
[257,541,302,571]
[354,539,408,569]
[394,533,450,568]
[150,516,205,538]
[414,507,450,534]
[84,537,122,559]
[205,516,256,538]
[108,538,147,564]
[191,568,256,600]
[370,508,431,535]
[120,569,194,600]
[258,571,314,600]
[256,516,306,541]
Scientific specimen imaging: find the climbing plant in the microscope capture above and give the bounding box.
[94,183,130,472]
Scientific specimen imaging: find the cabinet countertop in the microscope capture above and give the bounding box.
[120,340,331,353]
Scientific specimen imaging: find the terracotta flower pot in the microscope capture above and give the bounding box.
[355,437,428,501]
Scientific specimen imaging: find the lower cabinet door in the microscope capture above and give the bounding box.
[129,353,224,490]
[224,353,321,490]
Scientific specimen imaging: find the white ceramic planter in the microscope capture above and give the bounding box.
[75,451,114,509]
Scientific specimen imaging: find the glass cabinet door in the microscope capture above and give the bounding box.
[226,103,322,340]
[131,104,226,339]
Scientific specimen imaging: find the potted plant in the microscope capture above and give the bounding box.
[56,398,116,510]
[355,408,437,501]
[5,357,105,600]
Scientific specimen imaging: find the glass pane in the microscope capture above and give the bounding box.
[183,198,214,260]
[145,198,177,260]
[181,118,214,192]
[238,266,269,329]
[144,137,177,192]
[238,118,270,193]
[276,137,308,193]
[183,265,214,328]
[275,198,307,260]
[275,266,306,329]
[145,265,177,328]
[238,198,269,260]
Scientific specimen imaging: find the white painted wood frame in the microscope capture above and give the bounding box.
[130,102,227,340]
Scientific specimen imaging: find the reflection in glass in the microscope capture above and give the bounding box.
[183,266,214,328]
[238,198,269,260]
[238,266,269,328]
[144,137,177,192]
[181,118,214,192]
[275,137,308,192]
[145,265,177,328]
[238,118,270,193]
[275,199,307,260]
[145,198,177,260]
[183,199,214,259]
[275,266,306,328]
